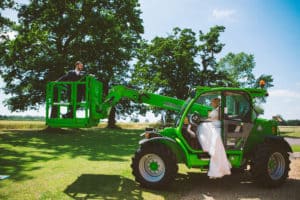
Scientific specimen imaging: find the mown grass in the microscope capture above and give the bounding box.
[0,122,299,199]
[292,145,300,152]
[0,128,176,199]
[0,120,161,130]
[279,126,300,138]
[0,120,46,130]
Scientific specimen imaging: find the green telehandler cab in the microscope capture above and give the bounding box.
[46,75,292,188]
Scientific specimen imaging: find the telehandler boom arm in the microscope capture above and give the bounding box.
[99,85,185,118]
[46,75,185,128]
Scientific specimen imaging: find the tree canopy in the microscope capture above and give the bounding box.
[0,1,275,126]
[132,26,274,120]
[133,26,273,95]
[0,0,143,127]
[217,52,256,87]
[132,28,199,100]
[198,25,226,86]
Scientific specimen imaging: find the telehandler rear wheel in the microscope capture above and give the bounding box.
[131,143,178,189]
[251,143,290,187]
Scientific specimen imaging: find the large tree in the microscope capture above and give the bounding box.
[132,26,228,99]
[217,52,274,89]
[217,52,256,87]
[217,52,274,114]
[133,28,199,99]
[133,26,274,120]
[0,0,143,128]
[132,28,201,122]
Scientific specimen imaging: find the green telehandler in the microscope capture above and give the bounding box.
[46,75,292,188]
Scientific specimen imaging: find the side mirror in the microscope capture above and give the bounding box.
[272,115,283,122]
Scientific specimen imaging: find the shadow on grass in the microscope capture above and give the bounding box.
[64,171,300,200]
[0,128,142,181]
[64,174,159,200]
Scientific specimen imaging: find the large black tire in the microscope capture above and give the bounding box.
[250,142,290,187]
[131,143,178,189]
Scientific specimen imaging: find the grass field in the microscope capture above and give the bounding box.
[0,120,46,130]
[0,127,174,199]
[279,126,300,138]
[278,126,300,152]
[0,120,161,130]
[0,121,299,199]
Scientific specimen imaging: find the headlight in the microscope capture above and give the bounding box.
[272,126,277,135]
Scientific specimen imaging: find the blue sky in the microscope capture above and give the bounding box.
[0,0,300,120]
[139,0,300,120]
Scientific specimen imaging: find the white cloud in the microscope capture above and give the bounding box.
[212,8,236,20]
[269,89,300,99]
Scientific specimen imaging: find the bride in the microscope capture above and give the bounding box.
[197,98,232,178]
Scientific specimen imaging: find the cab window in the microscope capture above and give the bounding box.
[224,92,251,122]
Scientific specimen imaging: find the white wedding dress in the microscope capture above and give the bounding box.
[197,108,231,178]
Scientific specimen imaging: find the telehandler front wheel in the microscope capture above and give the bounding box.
[251,143,290,188]
[131,143,178,189]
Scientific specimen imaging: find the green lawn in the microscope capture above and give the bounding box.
[292,145,300,152]
[279,126,300,138]
[279,126,300,152]
[0,127,198,200]
[1,124,299,199]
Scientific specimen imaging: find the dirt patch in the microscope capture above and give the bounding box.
[169,159,299,200]
[285,137,300,145]
[289,158,300,179]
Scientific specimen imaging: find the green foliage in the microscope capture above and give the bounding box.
[0,0,143,114]
[279,120,300,126]
[217,53,273,112]
[198,25,226,86]
[133,28,199,99]
[217,52,256,87]
[132,28,201,120]
[292,145,300,152]
[254,74,274,89]
[1,1,276,126]
[132,26,274,119]
[133,25,274,100]
[217,53,274,90]
[0,0,143,128]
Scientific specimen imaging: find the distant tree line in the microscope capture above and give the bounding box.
[0,115,45,121]
[278,120,300,126]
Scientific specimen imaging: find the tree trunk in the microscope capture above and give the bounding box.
[107,106,118,129]
[103,81,118,129]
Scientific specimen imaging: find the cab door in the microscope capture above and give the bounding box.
[222,91,254,150]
